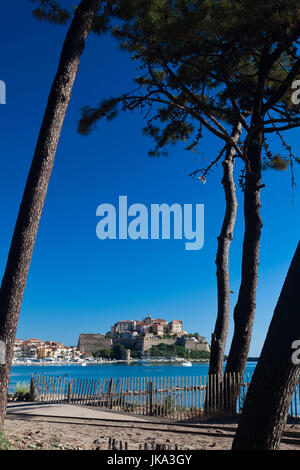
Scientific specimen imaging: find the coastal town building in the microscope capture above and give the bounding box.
[13,339,23,359]
[151,322,165,337]
[20,339,45,359]
[13,338,81,362]
[168,320,183,335]
[111,320,136,335]
[112,315,183,339]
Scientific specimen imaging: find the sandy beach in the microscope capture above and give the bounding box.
[4,403,300,450]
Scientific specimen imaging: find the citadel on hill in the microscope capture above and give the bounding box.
[77,314,210,357]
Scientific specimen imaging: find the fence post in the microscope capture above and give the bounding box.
[67,381,72,404]
[108,378,113,409]
[29,377,36,401]
[148,381,153,416]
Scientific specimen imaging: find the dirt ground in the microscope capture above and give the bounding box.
[4,414,300,450]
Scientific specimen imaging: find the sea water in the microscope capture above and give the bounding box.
[9,361,257,393]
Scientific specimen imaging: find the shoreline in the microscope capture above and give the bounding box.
[11,358,211,366]
[11,358,261,367]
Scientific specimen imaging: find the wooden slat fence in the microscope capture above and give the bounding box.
[105,437,181,451]
[30,372,300,421]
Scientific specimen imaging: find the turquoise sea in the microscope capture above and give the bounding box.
[9,361,257,393]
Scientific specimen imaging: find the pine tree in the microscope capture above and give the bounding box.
[0,0,106,427]
[208,122,241,382]
[78,0,300,390]
[232,241,300,449]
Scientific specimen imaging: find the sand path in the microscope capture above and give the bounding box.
[4,402,300,450]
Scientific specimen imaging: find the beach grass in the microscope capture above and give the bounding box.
[0,431,11,450]
[13,381,30,401]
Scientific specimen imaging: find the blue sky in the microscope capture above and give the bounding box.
[0,1,299,355]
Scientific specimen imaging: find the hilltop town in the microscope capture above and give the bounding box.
[78,314,210,360]
[12,315,210,363]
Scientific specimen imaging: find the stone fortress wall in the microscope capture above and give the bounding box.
[78,333,210,355]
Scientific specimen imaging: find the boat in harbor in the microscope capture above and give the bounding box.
[138,356,152,365]
[138,351,152,365]
[182,360,192,367]
[182,346,192,366]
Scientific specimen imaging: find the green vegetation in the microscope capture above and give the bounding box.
[153,395,176,416]
[111,344,125,360]
[149,343,210,360]
[93,349,111,359]
[49,435,61,449]
[13,381,30,401]
[127,348,142,359]
[122,402,138,412]
[0,431,11,450]
[149,343,185,358]
[188,350,210,360]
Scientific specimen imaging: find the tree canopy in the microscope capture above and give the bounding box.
[78,0,300,176]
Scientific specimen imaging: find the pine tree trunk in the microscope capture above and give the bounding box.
[0,0,101,428]
[208,123,242,383]
[232,241,300,449]
[224,119,263,400]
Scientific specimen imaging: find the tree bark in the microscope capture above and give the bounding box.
[225,117,263,394]
[208,123,242,382]
[0,0,101,427]
[232,241,300,450]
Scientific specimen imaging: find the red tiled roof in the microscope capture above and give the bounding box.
[25,338,44,343]
[118,320,135,323]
